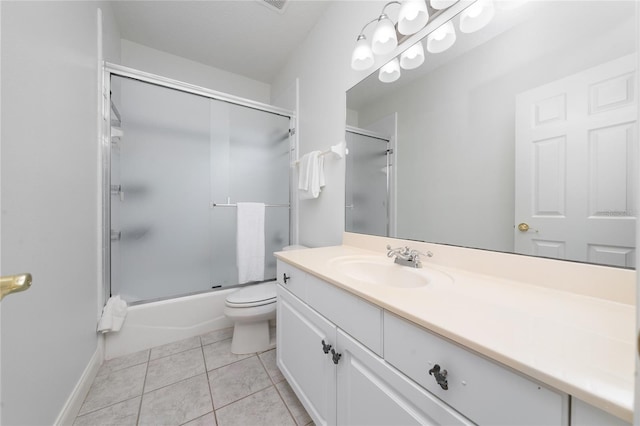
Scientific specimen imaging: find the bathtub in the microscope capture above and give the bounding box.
[104,288,236,359]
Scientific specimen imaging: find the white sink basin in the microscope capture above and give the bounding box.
[328,255,453,289]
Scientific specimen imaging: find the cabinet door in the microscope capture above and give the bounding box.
[336,330,473,426]
[571,398,630,426]
[277,285,337,426]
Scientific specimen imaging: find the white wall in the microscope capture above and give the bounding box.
[121,39,271,104]
[0,2,120,424]
[271,1,387,247]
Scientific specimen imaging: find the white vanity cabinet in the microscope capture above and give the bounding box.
[276,261,573,426]
[277,261,468,426]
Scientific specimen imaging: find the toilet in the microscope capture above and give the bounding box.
[224,245,307,354]
[224,282,277,354]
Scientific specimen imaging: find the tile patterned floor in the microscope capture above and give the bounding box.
[74,328,313,426]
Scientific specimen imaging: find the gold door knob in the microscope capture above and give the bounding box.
[517,223,530,232]
[1,273,32,301]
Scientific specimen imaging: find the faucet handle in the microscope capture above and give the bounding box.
[386,245,409,257]
[410,249,433,259]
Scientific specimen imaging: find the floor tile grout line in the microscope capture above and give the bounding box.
[205,352,259,374]
[201,342,219,426]
[76,360,150,419]
[74,395,142,420]
[148,338,203,362]
[272,380,300,426]
[99,358,148,376]
[178,410,215,426]
[257,351,279,386]
[142,369,208,396]
[213,382,275,411]
[135,350,151,425]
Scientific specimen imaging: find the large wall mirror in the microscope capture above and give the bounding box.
[346,0,637,268]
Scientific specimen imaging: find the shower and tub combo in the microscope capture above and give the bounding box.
[103,64,298,357]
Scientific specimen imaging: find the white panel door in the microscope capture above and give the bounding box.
[515,54,637,267]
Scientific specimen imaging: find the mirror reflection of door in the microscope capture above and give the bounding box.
[345,128,391,237]
[515,54,637,267]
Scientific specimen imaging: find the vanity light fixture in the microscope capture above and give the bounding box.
[379,58,402,83]
[351,34,375,71]
[372,13,399,54]
[400,41,425,69]
[426,20,456,53]
[459,0,495,33]
[352,0,501,83]
[398,0,430,35]
[351,0,436,72]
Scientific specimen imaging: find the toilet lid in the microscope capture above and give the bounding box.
[226,282,277,307]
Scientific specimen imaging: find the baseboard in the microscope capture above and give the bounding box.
[54,336,104,426]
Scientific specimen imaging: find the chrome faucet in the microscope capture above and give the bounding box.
[386,244,433,268]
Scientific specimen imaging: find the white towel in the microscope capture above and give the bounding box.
[97,295,128,333]
[237,202,265,284]
[298,151,325,200]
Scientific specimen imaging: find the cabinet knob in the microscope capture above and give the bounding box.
[428,364,448,390]
[283,273,290,284]
[331,349,342,365]
[321,339,332,354]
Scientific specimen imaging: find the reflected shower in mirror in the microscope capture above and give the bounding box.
[346,0,637,268]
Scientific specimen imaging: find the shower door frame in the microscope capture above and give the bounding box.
[345,126,395,237]
[101,63,296,304]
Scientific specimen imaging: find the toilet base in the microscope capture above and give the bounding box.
[230,320,275,354]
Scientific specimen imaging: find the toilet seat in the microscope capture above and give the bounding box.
[225,282,276,308]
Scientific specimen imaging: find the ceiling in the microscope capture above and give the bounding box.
[111,0,332,85]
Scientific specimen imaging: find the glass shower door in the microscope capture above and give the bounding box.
[208,100,291,287]
[111,75,212,303]
[345,130,390,237]
[109,74,291,304]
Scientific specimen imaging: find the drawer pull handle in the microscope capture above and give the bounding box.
[283,273,290,284]
[428,364,448,390]
[321,340,332,354]
[331,349,342,365]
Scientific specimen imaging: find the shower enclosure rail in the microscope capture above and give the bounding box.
[105,63,293,118]
[211,203,290,208]
[102,63,296,304]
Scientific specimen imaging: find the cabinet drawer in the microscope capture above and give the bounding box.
[384,312,568,426]
[277,260,306,301]
[337,329,473,426]
[307,273,383,356]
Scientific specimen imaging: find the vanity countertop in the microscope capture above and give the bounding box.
[275,244,636,422]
